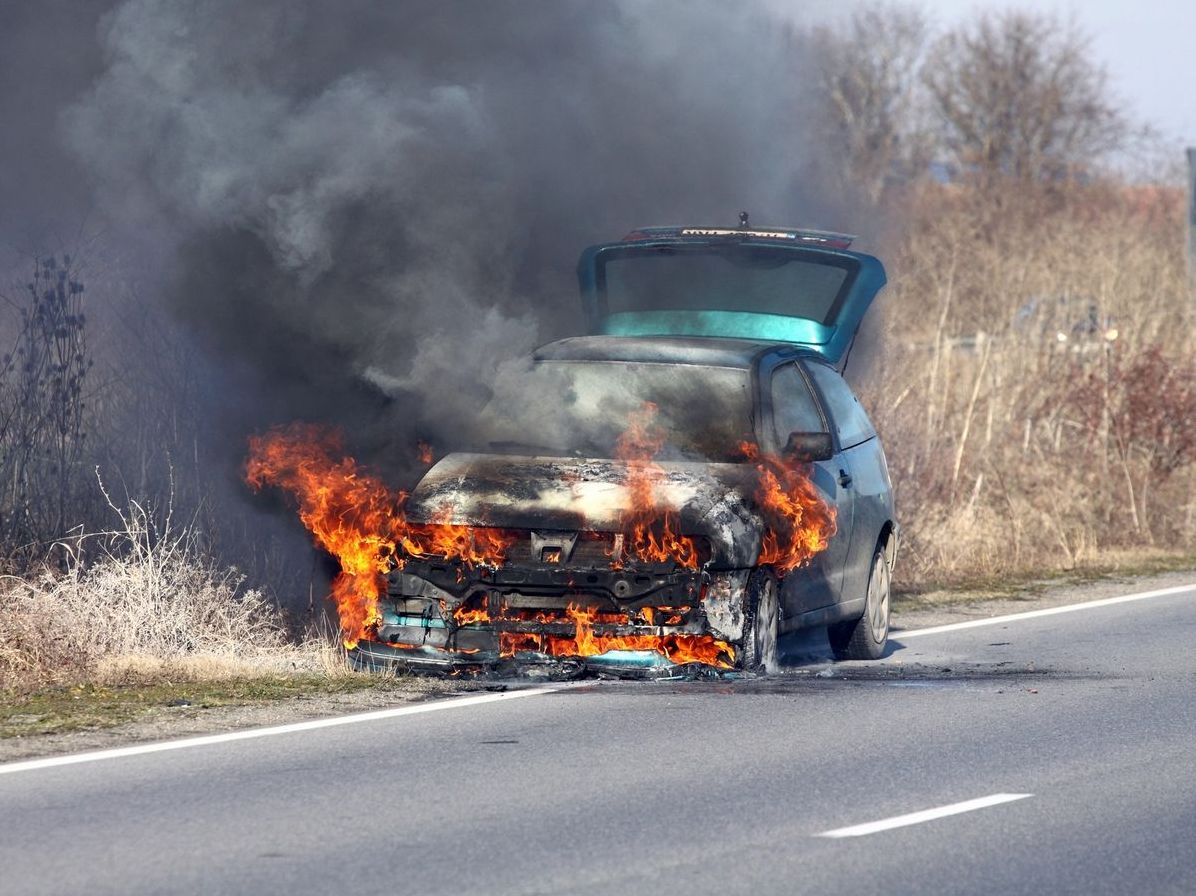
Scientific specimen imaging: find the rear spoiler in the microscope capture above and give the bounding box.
[620,225,856,250]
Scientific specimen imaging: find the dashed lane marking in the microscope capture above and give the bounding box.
[818,793,1033,838]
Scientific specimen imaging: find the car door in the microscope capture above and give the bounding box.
[766,360,855,626]
[803,361,881,604]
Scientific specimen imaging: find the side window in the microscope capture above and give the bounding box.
[770,363,826,446]
[805,362,876,449]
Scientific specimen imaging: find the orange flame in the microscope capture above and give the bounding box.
[417,440,434,464]
[615,403,701,568]
[452,604,491,626]
[499,604,734,668]
[245,424,513,647]
[245,421,834,668]
[739,441,837,573]
[400,508,516,567]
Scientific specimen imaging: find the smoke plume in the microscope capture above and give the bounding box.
[62,2,846,437]
[0,0,853,595]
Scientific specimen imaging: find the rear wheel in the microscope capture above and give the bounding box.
[738,571,779,674]
[828,547,890,660]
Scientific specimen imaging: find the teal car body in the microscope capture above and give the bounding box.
[577,224,887,367]
[351,222,897,675]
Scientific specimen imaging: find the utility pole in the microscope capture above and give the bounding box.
[1188,148,1196,290]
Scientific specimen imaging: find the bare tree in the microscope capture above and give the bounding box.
[810,4,932,206]
[0,255,92,556]
[923,10,1130,183]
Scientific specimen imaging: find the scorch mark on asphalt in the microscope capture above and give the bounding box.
[817,793,1033,838]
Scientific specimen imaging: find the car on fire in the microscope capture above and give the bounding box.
[353,221,898,675]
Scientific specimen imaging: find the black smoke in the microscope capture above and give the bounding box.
[0,0,855,596]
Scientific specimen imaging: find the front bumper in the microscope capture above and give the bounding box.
[352,557,748,675]
[348,638,718,679]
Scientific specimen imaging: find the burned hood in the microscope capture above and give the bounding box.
[406,452,760,565]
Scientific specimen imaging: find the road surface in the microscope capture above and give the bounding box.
[2,582,1195,895]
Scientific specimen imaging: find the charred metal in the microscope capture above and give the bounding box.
[369,545,748,673]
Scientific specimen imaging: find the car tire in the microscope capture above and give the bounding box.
[738,571,780,674]
[828,546,890,660]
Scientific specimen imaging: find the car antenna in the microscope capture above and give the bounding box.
[738,211,750,229]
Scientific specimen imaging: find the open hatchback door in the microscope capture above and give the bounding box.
[577,224,887,367]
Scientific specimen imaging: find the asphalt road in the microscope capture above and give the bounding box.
[3,582,1196,896]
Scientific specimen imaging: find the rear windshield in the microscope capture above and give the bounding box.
[479,360,753,461]
[599,245,854,324]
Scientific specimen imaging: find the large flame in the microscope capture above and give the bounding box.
[245,424,514,646]
[739,441,837,572]
[614,402,701,568]
[496,604,734,668]
[245,420,835,664]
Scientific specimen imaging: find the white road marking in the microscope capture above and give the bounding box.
[0,687,561,777]
[818,793,1033,838]
[896,582,1196,639]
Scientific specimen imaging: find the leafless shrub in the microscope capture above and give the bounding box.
[0,483,327,691]
[0,255,93,558]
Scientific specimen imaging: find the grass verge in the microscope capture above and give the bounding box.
[894,549,1196,609]
[0,672,461,740]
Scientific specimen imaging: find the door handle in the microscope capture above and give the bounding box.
[838,469,853,488]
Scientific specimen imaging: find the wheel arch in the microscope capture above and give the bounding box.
[877,520,899,572]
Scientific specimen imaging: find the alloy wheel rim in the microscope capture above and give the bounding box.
[868,554,890,642]
[755,578,779,672]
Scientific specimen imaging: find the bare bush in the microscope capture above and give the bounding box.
[0,489,325,691]
[0,255,92,556]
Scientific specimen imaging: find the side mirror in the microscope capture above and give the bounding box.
[784,431,834,462]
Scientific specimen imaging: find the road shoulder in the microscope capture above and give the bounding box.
[892,568,1196,632]
[0,675,482,764]
[5,568,1195,765]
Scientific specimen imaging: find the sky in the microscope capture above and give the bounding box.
[915,0,1196,148]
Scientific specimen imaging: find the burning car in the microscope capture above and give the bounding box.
[248,220,897,675]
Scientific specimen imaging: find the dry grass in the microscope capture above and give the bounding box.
[863,178,1196,589]
[0,492,337,692]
